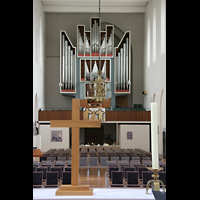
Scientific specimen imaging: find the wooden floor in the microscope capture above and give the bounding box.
[79,168,107,188]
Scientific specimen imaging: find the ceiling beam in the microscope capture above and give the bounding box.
[43,5,146,13]
[41,0,148,13]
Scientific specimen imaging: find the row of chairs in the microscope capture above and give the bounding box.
[33,171,71,188]
[109,171,166,187]
[106,161,166,188]
[40,148,165,169]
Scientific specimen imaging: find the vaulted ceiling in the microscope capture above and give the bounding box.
[41,0,149,13]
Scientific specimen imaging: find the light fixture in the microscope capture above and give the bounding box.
[86,0,111,103]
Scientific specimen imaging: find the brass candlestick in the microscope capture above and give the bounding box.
[146,167,165,194]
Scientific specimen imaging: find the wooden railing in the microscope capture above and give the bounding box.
[38,110,151,121]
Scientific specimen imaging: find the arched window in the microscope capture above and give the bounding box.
[147,18,150,68]
[40,17,43,69]
[161,0,166,55]
[153,8,156,63]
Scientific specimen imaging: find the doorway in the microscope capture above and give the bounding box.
[85,126,104,145]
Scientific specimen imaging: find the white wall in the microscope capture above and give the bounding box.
[119,125,149,151]
[39,124,69,152]
[143,0,166,154]
[33,0,46,124]
[33,134,41,149]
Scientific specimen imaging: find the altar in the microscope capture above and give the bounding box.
[33,188,156,200]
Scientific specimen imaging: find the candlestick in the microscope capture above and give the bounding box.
[151,103,159,169]
[146,167,165,194]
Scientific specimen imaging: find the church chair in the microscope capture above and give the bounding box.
[126,171,140,187]
[66,160,71,166]
[159,160,165,165]
[106,160,117,165]
[111,171,124,187]
[42,160,54,167]
[54,161,66,165]
[45,171,58,188]
[41,164,51,171]
[142,156,151,162]
[119,160,129,170]
[79,157,88,167]
[33,160,40,167]
[57,157,66,162]
[54,164,65,171]
[107,164,118,173]
[51,167,62,179]
[37,167,47,180]
[138,167,148,179]
[108,166,119,180]
[47,157,56,162]
[111,156,119,164]
[130,160,141,166]
[142,171,153,187]
[124,166,134,179]
[100,156,108,166]
[89,157,98,166]
[33,171,43,188]
[134,164,145,171]
[160,164,166,172]
[143,160,152,166]
[62,171,71,185]
[131,156,140,161]
[121,156,130,163]
[64,167,71,171]
[158,172,166,186]
[121,164,130,172]
[40,156,47,162]
[80,152,87,157]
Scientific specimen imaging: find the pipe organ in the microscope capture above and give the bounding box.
[59,17,131,107]
[60,31,76,93]
[115,32,131,93]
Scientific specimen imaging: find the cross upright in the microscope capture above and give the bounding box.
[50,98,101,195]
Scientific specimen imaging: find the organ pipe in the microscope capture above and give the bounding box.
[126,37,129,90]
[62,35,65,89]
[70,50,73,89]
[117,52,120,90]
[123,43,126,90]
[120,48,123,90]
[67,45,71,89]
[64,40,68,89]
[115,34,130,91]
[61,32,76,91]
[72,54,75,89]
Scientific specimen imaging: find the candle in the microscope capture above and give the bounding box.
[151,103,159,169]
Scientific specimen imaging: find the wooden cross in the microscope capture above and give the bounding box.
[50,99,101,195]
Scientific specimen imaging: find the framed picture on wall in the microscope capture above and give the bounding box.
[51,130,63,142]
[127,131,132,140]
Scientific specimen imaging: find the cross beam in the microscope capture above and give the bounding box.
[50,120,101,128]
[50,99,101,195]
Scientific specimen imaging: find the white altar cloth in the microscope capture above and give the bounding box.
[33,188,156,200]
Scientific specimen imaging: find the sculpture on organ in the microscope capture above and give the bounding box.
[90,70,109,103]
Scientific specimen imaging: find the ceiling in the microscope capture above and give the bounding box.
[41,0,149,13]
